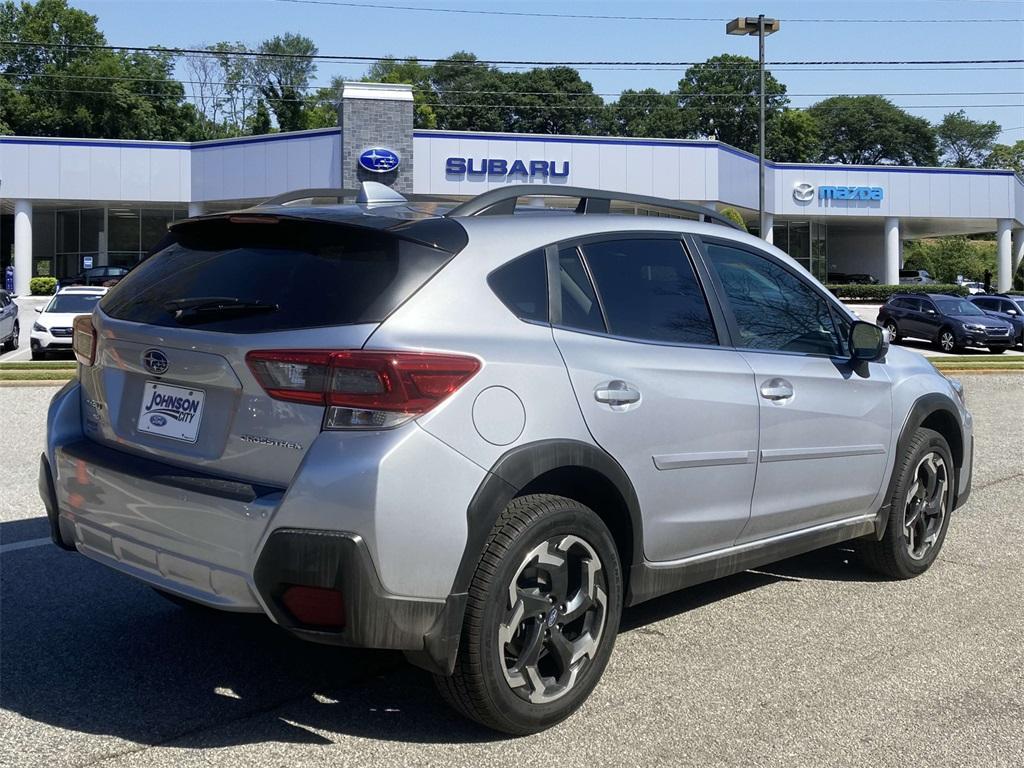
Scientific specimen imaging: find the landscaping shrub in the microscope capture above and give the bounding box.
[826,283,968,301]
[29,277,58,295]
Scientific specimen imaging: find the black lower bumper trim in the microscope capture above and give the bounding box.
[253,529,447,659]
[38,453,74,551]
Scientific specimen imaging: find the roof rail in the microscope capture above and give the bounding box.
[443,184,741,230]
[259,182,408,207]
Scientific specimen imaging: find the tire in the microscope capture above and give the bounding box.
[435,494,623,735]
[30,347,46,361]
[936,327,960,354]
[988,347,1007,354]
[859,427,954,579]
[2,322,18,352]
[882,320,900,344]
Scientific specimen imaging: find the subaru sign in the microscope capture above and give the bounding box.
[446,157,570,179]
[358,147,400,173]
[793,182,884,202]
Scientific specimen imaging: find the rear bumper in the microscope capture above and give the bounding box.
[40,381,482,666]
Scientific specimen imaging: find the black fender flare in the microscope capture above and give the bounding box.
[409,438,643,676]
[876,392,965,539]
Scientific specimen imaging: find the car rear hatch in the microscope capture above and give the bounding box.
[76,211,465,488]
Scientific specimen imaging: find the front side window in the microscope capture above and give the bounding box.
[580,238,717,345]
[704,241,843,356]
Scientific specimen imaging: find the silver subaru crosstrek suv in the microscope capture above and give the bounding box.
[41,183,973,734]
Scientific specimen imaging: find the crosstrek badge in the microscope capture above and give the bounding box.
[137,381,206,443]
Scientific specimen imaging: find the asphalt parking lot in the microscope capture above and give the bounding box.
[1,377,1023,768]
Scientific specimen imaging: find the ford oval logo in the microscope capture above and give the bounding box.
[142,348,168,375]
[358,147,400,173]
[149,414,167,427]
[793,182,815,202]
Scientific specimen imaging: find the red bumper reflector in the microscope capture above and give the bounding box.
[281,585,346,629]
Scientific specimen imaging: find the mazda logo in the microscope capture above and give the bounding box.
[142,349,168,375]
[793,182,815,202]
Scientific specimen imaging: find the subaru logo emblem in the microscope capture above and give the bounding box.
[358,147,400,173]
[793,182,815,202]
[546,607,559,627]
[142,349,168,375]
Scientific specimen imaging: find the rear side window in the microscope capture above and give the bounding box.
[100,218,453,333]
[580,238,717,345]
[557,247,605,333]
[488,249,548,322]
[704,241,842,356]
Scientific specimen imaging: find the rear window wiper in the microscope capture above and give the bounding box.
[164,297,279,325]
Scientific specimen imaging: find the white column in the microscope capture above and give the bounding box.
[1012,228,1024,282]
[763,212,774,245]
[997,219,1013,293]
[13,200,33,297]
[884,217,900,286]
[187,202,205,218]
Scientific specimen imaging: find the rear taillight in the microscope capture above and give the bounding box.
[72,315,96,366]
[246,350,481,429]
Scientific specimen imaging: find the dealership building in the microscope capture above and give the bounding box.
[2,81,1023,296]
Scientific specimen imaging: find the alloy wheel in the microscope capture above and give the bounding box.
[884,322,898,340]
[903,451,949,561]
[939,331,955,352]
[11,323,18,350]
[498,535,608,704]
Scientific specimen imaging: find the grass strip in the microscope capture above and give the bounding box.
[0,361,76,370]
[0,370,76,381]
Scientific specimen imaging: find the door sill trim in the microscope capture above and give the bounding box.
[626,513,877,606]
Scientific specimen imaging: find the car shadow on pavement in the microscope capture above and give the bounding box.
[1,519,880,751]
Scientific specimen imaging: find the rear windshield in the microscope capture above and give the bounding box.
[46,293,103,314]
[100,218,454,333]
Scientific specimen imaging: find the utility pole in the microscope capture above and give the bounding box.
[727,15,780,240]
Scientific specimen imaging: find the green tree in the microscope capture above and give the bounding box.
[247,99,272,135]
[505,67,606,135]
[610,88,685,138]
[365,57,437,128]
[0,0,203,140]
[676,54,788,153]
[808,96,938,165]
[984,140,1024,175]
[936,110,1000,167]
[431,52,511,132]
[255,33,317,132]
[903,237,996,283]
[767,109,821,162]
[718,206,747,232]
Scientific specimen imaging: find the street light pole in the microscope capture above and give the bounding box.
[726,15,780,241]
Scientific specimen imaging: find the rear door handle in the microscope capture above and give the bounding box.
[759,377,794,401]
[595,380,641,406]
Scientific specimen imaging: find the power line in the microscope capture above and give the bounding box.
[1,40,1021,68]
[8,84,1021,111]
[4,71,1022,99]
[269,0,1023,24]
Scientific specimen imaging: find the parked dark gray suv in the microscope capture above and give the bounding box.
[877,293,1015,353]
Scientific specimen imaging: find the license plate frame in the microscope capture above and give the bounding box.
[137,381,206,443]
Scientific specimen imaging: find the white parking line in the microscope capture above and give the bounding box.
[0,537,53,555]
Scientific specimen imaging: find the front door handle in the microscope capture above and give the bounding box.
[759,377,794,401]
[595,380,641,406]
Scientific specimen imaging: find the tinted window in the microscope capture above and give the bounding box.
[974,298,994,310]
[101,219,452,333]
[935,297,984,316]
[557,247,604,333]
[705,242,842,356]
[489,249,548,322]
[581,238,717,345]
[46,293,103,314]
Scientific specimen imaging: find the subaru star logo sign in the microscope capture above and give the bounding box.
[358,147,400,173]
[142,349,169,375]
[793,182,815,202]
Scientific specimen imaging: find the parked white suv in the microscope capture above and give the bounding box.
[41,184,973,734]
[31,286,107,360]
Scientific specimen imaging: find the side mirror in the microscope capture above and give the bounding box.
[926,309,937,315]
[851,321,887,363]
[1008,309,1019,316]
[35,307,43,313]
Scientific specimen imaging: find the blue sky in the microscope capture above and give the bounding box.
[74,0,1024,140]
